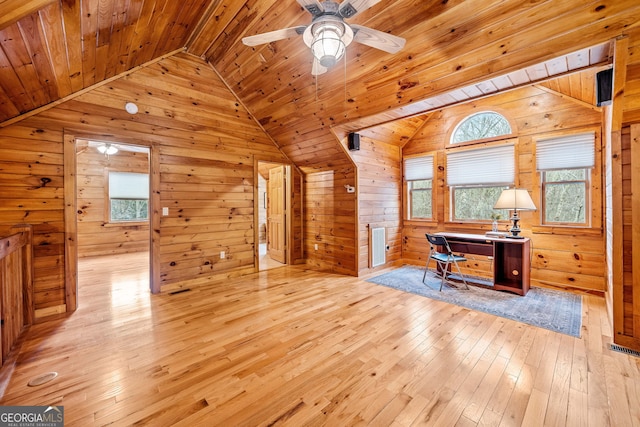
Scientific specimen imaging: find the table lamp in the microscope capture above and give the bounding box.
[493,188,536,238]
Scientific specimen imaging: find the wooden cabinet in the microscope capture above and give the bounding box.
[436,232,531,296]
[492,239,530,295]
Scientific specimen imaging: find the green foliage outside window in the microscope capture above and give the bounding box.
[543,169,587,224]
[409,180,432,219]
[111,199,148,222]
[451,112,512,144]
[453,186,509,221]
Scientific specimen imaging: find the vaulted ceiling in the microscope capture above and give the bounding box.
[2,0,640,171]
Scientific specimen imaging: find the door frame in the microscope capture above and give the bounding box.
[63,131,160,312]
[255,160,293,270]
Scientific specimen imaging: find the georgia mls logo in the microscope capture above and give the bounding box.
[0,405,64,427]
[44,406,63,418]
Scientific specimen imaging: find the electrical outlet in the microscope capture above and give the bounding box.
[220,251,225,259]
[314,244,318,250]
[162,207,169,216]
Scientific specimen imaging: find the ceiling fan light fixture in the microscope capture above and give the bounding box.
[311,22,347,67]
[245,1,404,76]
[97,143,118,155]
[303,17,354,71]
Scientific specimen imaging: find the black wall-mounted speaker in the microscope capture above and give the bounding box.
[348,132,360,151]
[596,68,613,107]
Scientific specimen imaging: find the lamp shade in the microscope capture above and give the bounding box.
[493,188,536,210]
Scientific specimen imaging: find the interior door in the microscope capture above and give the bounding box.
[267,166,286,263]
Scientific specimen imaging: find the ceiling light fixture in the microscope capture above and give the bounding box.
[125,102,138,115]
[305,17,354,68]
[97,144,118,156]
[242,0,405,77]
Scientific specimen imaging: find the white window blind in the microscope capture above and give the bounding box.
[536,132,595,170]
[404,155,433,180]
[109,172,149,199]
[446,145,514,186]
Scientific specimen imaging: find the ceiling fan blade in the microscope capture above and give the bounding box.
[351,24,406,54]
[339,0,382,18]
[297,0,324,16]
[312,61,328,76]
[242,26,306,46]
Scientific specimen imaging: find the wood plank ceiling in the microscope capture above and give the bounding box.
[1,0,640,170]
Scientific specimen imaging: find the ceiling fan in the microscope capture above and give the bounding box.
[86,141,150,155]
[242,0,406,75]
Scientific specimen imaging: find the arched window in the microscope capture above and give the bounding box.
[451,111,512,144]
[447,111,514,221]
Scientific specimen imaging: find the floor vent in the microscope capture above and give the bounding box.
[169,288,191,295]
[609,343,640,358]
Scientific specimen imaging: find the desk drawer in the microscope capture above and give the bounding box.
[447,241,493,256]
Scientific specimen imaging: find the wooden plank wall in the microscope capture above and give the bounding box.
[620,127,634,338]
[623,28,640,124]
[402,85,605,293]
[76,140,149,257]
[0,52,293,317]
[290,167,304,265]
[350,135,402,273]
[615,27,640,350]
[304,164,358,275]
[0,124,65,318]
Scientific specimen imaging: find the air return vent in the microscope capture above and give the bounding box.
[609,343,640,358]
[369,226,386,268]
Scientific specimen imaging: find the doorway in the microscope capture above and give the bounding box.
[74,138,152,295]
[257,161,290,271]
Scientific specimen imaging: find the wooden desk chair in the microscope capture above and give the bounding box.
[423,233,470,291]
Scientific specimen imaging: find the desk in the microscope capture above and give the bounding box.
[435,232,531,295]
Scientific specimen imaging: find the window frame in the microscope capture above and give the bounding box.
[450,184,511,222]
[540,168,591,226]
[407,179,433,220]
[445,141,516,223]
[109,198,150,222]
[105,170,150,225]
[534,130,598,230]
[403,154,435,222]
[448,110,516,146]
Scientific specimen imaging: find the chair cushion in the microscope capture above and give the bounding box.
[430,252,466,263]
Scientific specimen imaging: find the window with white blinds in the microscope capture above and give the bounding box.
[446,145,514,186]
[108,172,149,222]
[404,155,434,220]
[109,172,149,199]
[536,132,595,226]
[536,132,595,170]
[404,155,433,181]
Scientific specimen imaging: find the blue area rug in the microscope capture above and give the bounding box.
[367,265,582,338]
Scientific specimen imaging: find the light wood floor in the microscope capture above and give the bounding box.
[1,253,639,426]
[259,243,286,271]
